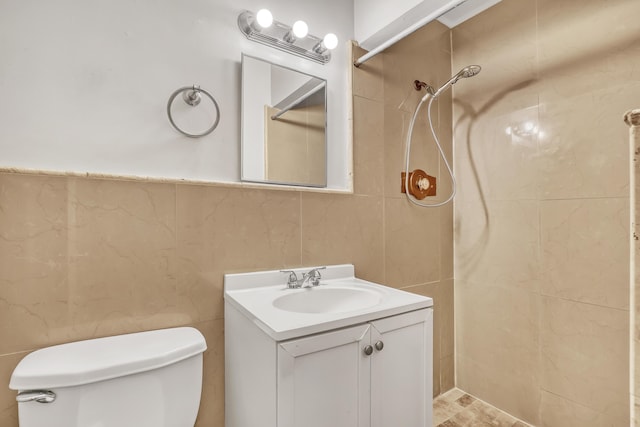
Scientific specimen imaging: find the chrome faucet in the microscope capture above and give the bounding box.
[280,270,300,288]
[280,267,326,289]
[304,267,325,287]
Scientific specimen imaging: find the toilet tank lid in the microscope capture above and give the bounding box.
[9,327,207,390]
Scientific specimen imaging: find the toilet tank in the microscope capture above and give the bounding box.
[9,327,207,427]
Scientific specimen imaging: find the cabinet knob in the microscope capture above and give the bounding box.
[363,345,373,356]
[375,340,384,351]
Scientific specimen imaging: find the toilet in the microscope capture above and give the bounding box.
[9,327,207,427]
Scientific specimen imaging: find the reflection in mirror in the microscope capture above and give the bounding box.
[241,54,327,187]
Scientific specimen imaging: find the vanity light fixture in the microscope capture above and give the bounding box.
[237,9,337,64]
[254,9,273,30]
[313,33,338,54]
[283,20,308,43]
[292,21,309,38]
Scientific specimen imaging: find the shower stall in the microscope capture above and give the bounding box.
[352,0,639,424]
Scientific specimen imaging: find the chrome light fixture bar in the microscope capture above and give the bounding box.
[237,10,336,65]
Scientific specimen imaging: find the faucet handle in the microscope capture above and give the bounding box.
[306,266,326,286]
[280,270,300,288]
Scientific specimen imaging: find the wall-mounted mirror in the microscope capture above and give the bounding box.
[241,54,327,187]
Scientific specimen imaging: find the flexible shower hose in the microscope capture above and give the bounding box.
[403,94,456,208]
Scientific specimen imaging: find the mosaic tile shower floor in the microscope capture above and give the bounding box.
[434,388,531,427]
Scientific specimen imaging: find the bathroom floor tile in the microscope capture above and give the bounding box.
[455,394,476,407]
[434,388,531,427]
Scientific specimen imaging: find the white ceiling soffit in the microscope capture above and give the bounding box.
[437,0,503,28]
[354,0,503,53]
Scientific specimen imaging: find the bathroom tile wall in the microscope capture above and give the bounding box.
[0,23,454,427]
[352,19,455,397]
[452,0,639,424]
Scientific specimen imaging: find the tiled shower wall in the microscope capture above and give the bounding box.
[352,20,455,397]
[452,0,639,424]
[0,24,455,427]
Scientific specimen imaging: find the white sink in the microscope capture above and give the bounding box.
[224,264,433,340]
[272,285,383,314]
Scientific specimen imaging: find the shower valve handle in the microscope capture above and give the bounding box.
[417,177,430,190]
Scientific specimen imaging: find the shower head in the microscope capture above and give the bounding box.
[458,65,482,79]
[430,65,481,99]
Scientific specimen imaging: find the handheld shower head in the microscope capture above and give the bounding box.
[459,65,482,79]
[431,65,481,99]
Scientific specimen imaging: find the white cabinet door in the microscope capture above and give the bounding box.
[277,323,371,427]
[370,309,433,427]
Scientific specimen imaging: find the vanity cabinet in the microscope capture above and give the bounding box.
[225,303,433,427]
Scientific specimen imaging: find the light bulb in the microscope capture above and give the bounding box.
[323,33,338,50]
[255,9,273,28]
[292,20,308,38]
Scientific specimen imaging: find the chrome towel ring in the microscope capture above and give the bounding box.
[167,85,220,138]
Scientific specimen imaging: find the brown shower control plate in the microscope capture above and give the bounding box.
[401,169,437,199]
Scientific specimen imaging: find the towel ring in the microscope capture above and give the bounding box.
[167,85,220,138]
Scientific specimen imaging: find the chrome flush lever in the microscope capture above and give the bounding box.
[16,390,56,403]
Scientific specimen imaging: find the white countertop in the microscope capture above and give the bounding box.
[224,264,433,341]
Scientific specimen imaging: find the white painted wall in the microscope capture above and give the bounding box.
[0,0,353,189]
[270,66,314,106]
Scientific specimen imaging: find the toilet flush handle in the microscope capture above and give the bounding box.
[16,390,56,403]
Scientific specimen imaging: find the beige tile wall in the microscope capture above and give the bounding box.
[0,21,455,426]
[452,0,639,424]
[352,19,455,396]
